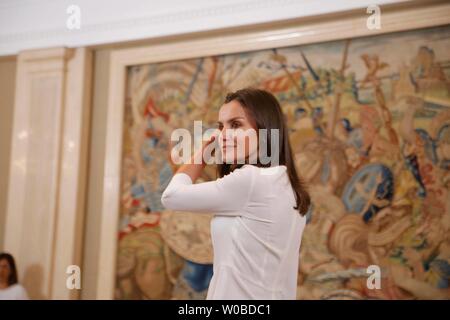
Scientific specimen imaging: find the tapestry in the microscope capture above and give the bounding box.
[115,25,450,299]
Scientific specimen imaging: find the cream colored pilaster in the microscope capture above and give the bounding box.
[4,47,92,300]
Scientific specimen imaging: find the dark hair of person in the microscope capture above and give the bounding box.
[0,252,18,286]
[217,87,311,216]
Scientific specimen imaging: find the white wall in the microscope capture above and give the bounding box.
[0,0,409,56]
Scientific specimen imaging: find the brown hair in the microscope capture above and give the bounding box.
[0,252,18,286]
[217,87,311,216]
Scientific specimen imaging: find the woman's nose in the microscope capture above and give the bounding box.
[220,128,234,143]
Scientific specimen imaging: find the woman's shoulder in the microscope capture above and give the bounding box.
[224,164,287,187]
[8,283,25,291]
[236,164,288,190]
[11,284,28,297]
[242,164,287,177]
[0,283,29,300]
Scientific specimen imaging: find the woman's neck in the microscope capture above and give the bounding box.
[0,281,8,289]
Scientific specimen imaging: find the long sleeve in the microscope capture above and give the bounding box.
[161,165,255,215]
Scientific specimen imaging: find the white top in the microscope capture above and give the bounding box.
[161,164,306,300]
[0,284,29,300]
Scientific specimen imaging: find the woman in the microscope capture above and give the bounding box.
[161,88,310,299]
[0,253,29,300]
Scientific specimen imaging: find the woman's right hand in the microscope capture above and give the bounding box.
[201,130,221,164]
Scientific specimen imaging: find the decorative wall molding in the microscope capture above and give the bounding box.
[0,0,408,56]
[4,46,92,299]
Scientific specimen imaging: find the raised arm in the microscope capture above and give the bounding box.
[161,165,254,215]
[173,131,218,183]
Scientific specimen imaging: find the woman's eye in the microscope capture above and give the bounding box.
[231,122,241,128]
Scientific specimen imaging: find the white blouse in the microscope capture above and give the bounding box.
[161,164,306,300]
[0,284,29,300]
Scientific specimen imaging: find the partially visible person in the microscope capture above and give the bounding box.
[0,253,29,300]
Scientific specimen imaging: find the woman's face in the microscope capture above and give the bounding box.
[0,259,10,283]
[217,100,258,164]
